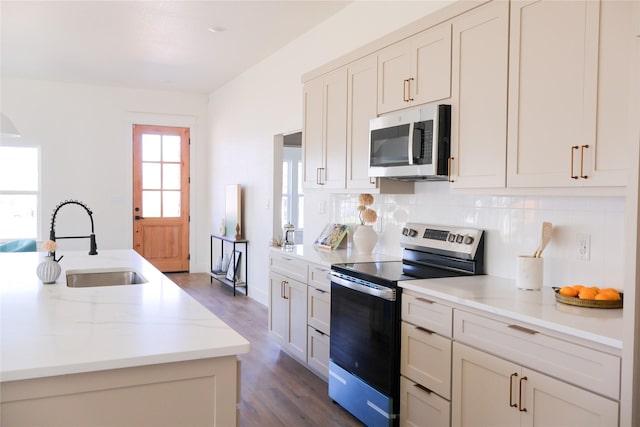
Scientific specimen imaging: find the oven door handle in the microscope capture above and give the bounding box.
[331,275,396,301]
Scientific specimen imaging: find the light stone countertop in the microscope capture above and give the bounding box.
[400,275,623,351]
[270,244,402,267]
[0,250,250,382]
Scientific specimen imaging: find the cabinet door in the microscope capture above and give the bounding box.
[377,41,412,114]
[401,322,452,399]
[590,0,634,187]
[346,55,378,190]
[323,68,348,189]
[451,342,520,427]
[521,368,619,427]
[286,278,308,363]
[400,376,451,427]
[268,271,289,346]
[308,286,330,335]
[302,78,324,188]
[507,0,600,188]
[307,326,330,380]
[410,23,452,106]
[450,0,509,188]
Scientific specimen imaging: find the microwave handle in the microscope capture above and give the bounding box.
[407,122,415,165]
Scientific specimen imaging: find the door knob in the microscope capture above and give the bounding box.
[135,215,143,220]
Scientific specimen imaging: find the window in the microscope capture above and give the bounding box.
[0,146,40,239]
[281,146,303,241]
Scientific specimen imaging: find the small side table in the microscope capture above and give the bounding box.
[210,234,248,296]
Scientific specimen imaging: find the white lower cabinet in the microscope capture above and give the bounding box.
[307,264,331,380]
[268,252,331,380]
[451,342,619,427]
[400,376,450,427]
[307,326,330,379]
[400,291,453,426]
[268,268,308,364]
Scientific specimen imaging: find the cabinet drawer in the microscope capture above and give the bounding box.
[401,322,452,399]
[308,264,331,293]
[400,376,450,427]
[308,326,329,380]
[453,310,621,399]
[402,291,453,337]
[308,286,330,335]
[269,254,308,283]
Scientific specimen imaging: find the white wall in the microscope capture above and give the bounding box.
[208,1,454,305]
[1,78,209,268]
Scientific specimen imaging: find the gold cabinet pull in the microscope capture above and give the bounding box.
[413,382,433,394]
[448,157,455,182]
[509,373,518,408]
[415,326,434,335]
[519,376,528,412]
[407,77,414,101]
[580,144,589,179]
[283,281,289,300]
[508,324,539,335]
[416,297,435,304]
[403,79,410,102]
[570,146,579,179]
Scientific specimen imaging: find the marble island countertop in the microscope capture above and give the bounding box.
[0,249,250,382]
[400,275,623,351]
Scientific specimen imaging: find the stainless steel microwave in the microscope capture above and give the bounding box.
[368,104,451,181]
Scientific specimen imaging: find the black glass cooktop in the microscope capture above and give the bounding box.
[331,260,466,286]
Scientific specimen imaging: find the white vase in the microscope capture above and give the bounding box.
[353,225,377,254]
[37,255,61,284]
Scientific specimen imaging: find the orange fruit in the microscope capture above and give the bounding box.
[559,286,578,297]
[595,292,620,301]
[596,289,621,301]
[589,286,600,293]
[572,284,584,292]
[578,289,597,300]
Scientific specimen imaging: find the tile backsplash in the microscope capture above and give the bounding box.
[323,182,625,290]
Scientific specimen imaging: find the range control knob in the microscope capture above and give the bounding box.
[409,228,418,237]
[402,227,409,236]
[463,235,475,245]
[456,234,464,244]
[447,233,457,242]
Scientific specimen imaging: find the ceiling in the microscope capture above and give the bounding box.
[0,1,351,94]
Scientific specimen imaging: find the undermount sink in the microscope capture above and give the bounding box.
[66,268,147,287]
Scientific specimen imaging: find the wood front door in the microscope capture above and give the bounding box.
[133,125,190,272]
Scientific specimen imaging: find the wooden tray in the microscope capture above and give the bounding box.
[552,287,623,309]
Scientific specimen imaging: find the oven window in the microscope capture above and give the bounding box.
[330,282,398,395]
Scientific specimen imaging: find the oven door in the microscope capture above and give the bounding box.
[329,274,399,396]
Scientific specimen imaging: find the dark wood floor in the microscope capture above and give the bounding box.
[167,272,363,427]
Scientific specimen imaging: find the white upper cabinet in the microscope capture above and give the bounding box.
[377,23,452,114]
[449,0,509,188]
[302,68,348,189]
[506,0,632,188]
[346,56,378,190]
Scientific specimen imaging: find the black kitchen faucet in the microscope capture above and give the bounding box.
[49,200,98,259]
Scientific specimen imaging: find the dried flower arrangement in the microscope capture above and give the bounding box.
[357,194,378,225]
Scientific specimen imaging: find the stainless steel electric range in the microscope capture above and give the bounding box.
[328,223,485,427]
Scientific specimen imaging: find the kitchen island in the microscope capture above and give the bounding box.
[0,249,250,426]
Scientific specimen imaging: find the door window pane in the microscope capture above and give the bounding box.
[142,163,161,189]
[142,134,161,161]
[142,191,161,217]
[162,135,181,162]
[163,191,181,217]
[162,164,181,190]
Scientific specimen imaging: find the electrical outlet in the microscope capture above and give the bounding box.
[577,233,591,260]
